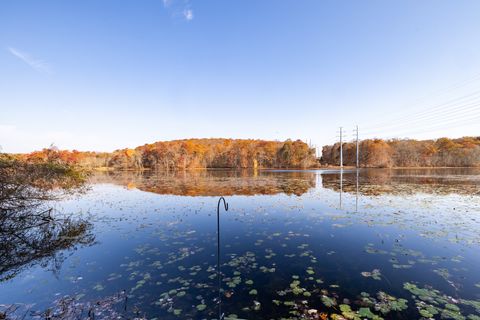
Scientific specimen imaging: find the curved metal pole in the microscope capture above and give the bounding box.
[217,197,228,320]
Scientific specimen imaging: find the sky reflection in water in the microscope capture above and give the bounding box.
[1,169,480,319]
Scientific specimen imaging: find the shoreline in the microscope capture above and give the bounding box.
[89,166,480,172]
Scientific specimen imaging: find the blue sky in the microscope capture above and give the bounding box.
[1,0,480,153]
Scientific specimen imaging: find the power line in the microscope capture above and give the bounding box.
[362,105,480,136]
[339,74,480,145]
[362,99,480,134]
[362,72,480,129]
[362,89,480,132]
[366,111,480,136]
[361,114,480,139]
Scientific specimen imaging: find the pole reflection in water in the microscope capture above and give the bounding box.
[339,168,343,210]
[355,168,359,213]
[217,197,228,320]
[315,171,322,190]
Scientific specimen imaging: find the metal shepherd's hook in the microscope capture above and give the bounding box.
[217,196,228,320]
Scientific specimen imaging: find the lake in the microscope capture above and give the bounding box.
[1,168,480,320]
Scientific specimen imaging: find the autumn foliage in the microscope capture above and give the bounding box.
[16,139,317,170]
[12,136,480,170]
[112,139,316,170]
[321,137,480,168]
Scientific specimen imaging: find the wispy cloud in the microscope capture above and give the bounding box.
[7,47,52,74]
[162,0,194,21]
[183,9,194,21]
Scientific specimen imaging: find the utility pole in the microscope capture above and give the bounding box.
[337,127,344,209]
[339,127,343,168]
[354,125,359,168]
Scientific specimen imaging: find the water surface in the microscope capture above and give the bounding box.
[1,168,480,319]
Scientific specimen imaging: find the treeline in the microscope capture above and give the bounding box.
[17,139,317,170]
[321,137,480,168]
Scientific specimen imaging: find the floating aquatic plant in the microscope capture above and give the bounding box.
[403,282,480,319]
[321,295,337,307]
[361,269,381,280]
[196,304,206,311]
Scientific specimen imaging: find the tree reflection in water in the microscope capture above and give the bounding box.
[0,291,146,320]
[0,158,95,282]
[321,167,480,196]
[0,209,95,282]
[91,169,317,196]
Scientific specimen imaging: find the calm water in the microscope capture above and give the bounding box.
[2,169,480,319]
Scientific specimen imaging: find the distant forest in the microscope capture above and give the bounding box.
[19,139,317,170]
[321,137,480,167]
[9,136,480,170]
